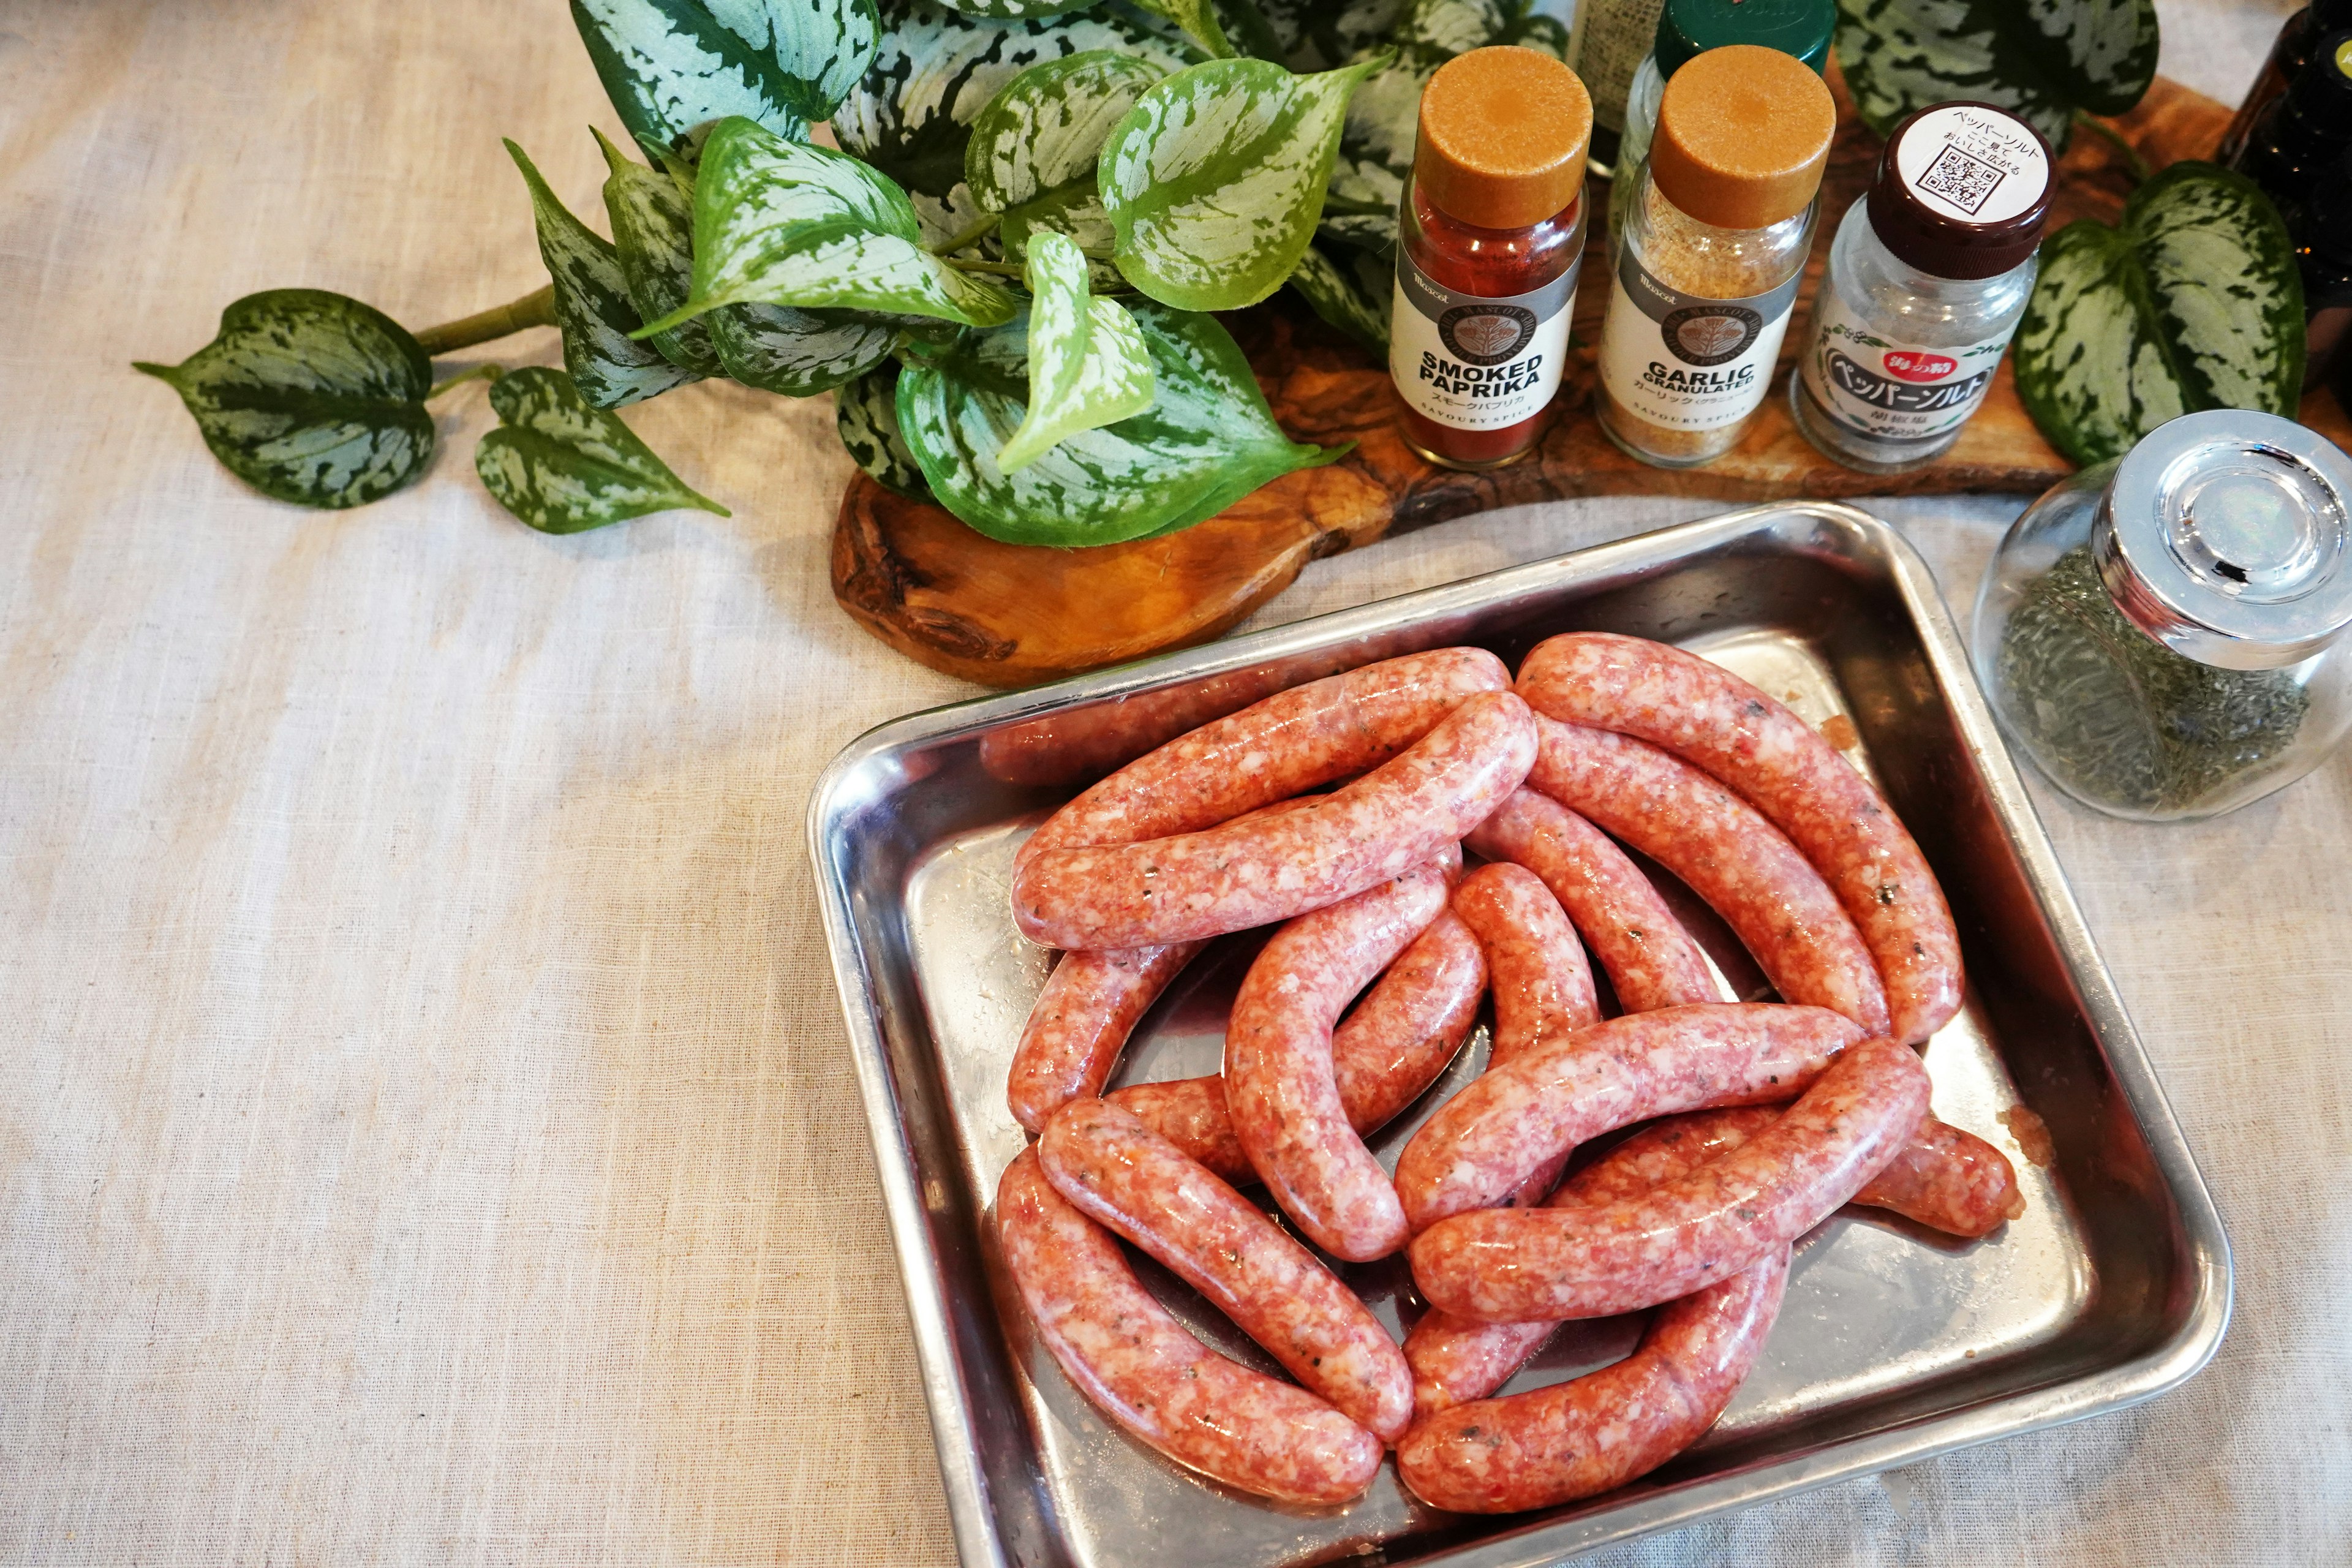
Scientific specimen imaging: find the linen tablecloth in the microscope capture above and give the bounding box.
[2,1,2342,1561]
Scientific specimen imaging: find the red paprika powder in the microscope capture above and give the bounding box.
[1390,47,1594,470]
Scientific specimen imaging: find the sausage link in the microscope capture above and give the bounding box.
[1039,1099,1414,1442]
[1518,633,1963,1045]
[1451,862,1597,1208]
[1409,1038,1933,1322]
[1012,691,1536,951]
[1526,715,1890,1036]
[995,1148,1382,1504]
[1017,648,1508,871]
[1009,943,1204,1133]
[980,658,1338,789]
[1404,1107,2022,1415]
[1397,1246,1789,1513]
[1107,910,1486,1182]
[1226,861,1457,1261]
[1464,788,1719,1012]
[1394,1003,1864,1232]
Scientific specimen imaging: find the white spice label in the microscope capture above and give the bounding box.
[1800,289,2015,444]
[1597,247,1803,433]
[1894,104,2051,226]
[1390,251,1579,432]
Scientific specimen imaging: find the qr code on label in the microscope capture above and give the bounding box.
[1917,143,2006,214]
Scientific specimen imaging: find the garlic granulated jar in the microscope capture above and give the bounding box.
[1596,45,1835,467]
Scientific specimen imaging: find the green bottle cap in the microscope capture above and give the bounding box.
[1654,0,1835,81]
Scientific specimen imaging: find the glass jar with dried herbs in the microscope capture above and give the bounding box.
[1973,410,2352,821]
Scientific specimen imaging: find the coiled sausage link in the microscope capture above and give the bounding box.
[1017,647,1509,872]
[995,1148,1382,1505]
[1039,1099,1414,1442]
[1012,690,1536,951]
[1464,788,1719,1013]
[1409,1038,1933,1322]
[1226,860,1457,1261]
[1107,910,1485,1183]
[1393,1003,1865,1232]
[1451,862,1598,1208]
[1526,715,1890,1036]
[1518,633,1963,1045]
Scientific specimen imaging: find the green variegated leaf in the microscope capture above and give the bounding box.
[1000,182,1128,290]
[834,0,1204,243]
[641,117,1018,332]
[507,140,701,409]
[928,0,1095,17]
[135,289,433,510]
[966,52,1167,215]
[1102,55,1386,312]
[477,366,729,533]
[707,302,900,393]
[999,233,1156,471]
[570,0,883,158]
[1287,241,1389,351]
[1126,0,1237,57]
[1834,0,2158,148]
[596,129,726,375]
[1246,0,1405,70]
[2015,163,2302,467]
[898,299,1344,545]
[837,363,933,497]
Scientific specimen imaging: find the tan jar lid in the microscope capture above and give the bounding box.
[1415,47,1593,229]
[1649,45,1836,230]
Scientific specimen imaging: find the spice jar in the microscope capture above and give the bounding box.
[1389,47,1594,471]
[1790,102,2051,473]
[1972,410,2352,821]
[1596,45,1834,468]
[1569,0,1671,162]
[1606,0,1835,251]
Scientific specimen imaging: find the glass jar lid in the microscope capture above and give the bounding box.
[2097,409,2352,670]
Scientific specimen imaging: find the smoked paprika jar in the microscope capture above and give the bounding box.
[1389,47,1594,470]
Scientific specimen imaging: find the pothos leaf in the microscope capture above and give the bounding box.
[833,0,1204,244]
[1125,0,1238,58]
[595,129,726,375]
[1287,241,1389,352]
[965,50,1167,282]
[999,233,1157,472]
[134,289,433,510]
[1102,55,1387,312]
[2015,162,2303,467]
[708,303,901,393]
[640,116,1019,333]
[476,366,729,533]
[897,299,1345,545]
[837,362,933,497]
[570,0,883,158]
[1245,0,1406,71]
[507,139,701,409]
[925,0,1095,18]
[1834,0,2158,149]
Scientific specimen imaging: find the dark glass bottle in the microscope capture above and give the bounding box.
[2289,148,2352,385]
[2218,0,2352,164]
[2230,30,2352,209]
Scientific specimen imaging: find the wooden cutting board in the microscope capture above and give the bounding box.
[832,74,2352,687]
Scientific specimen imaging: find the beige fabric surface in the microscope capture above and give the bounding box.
[0,1,2342,1562]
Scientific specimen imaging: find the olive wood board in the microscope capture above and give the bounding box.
[832,73,2352,688]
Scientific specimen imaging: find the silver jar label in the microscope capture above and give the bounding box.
[1800,287,2013,444]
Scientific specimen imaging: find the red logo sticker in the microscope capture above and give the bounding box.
[1881,350,1959,383]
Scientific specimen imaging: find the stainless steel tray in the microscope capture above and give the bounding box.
[809,502,2230,1568]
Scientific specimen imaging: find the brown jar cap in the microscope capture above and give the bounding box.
[1414,47,1593,230]
[1649,45,1836,229]
[1867,102,2052,278]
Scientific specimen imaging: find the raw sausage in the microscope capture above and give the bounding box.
[1464,788,1718,1012]
[1226,861,1457,1261]
[1039,1099,1414,1442]
[979,657,1343,788]
[1526,715,1890,1036]
[1451,862,1598,1207]
[1404,1107,2022,1415]
[1518,633,1963,1044]
[1409,1038,1932,1322]
[1396,1245,1788,1512]
[995,1149,1381,1504]
[1394,1003,1865,1231]
[1009,942,1204,1133]
[1107,910,1485,1182]
[1012,690,1536,951]
[1017,647,1508,870]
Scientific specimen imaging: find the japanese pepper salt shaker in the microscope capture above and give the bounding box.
[1389,47,1594,471]
[1595,45,1834,468]
[1790,102,2051,473]
[1972,410,2352,821]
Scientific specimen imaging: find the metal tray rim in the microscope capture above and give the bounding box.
[807,500,2232,1568]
